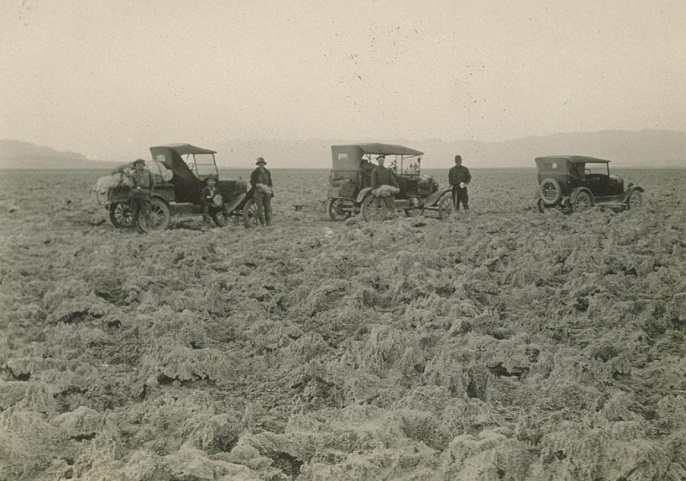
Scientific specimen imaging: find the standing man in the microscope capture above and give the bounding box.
[448,155,471,211]
[370,155,399,218]
[250,157,273,226]
[112,158,154,227]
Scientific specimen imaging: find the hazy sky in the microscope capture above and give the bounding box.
[2,0,685,162]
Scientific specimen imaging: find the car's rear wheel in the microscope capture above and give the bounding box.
[437,194,453,220]
[627,190,643,209]
[109,202,133,228]
[539,178,562,205]
[137,198,171,233]
[242,199,260,228]
[327,198,351,221]
[572,191,592,213]
[361,195,387,222]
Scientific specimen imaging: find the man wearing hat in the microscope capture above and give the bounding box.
[112,158,155,228]
[250,157,274,226]
[448,155,471,211]
[200,174,228,229]
[370,155,399,218]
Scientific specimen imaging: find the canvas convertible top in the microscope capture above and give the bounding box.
[150,144,217,180]
[536,155,610,165]
[150,144,217,156]
[333,143,424,156]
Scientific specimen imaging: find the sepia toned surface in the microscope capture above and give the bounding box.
[0,168,684,479]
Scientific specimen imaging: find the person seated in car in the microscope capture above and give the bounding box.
[360,157,375,188]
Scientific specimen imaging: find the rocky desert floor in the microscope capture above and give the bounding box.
[0,167,685,481]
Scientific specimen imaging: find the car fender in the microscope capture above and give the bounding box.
[423,188,452,207]
[224,192,247,214]
[619,185,644,202]
[355,187,373,204]
[150,194,172,209]
[150,193,169,203]
[570,187,594,205]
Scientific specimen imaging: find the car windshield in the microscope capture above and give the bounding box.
[185,153,218,177]
[584,163,610,176]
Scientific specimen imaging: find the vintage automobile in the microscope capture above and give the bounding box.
[536,155,644,213]
[327,143,453,221]
[100,143,259,231]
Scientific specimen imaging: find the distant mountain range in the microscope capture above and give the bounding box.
[0,139,119,170]
[214,129,686,169]
[2,130,685,170]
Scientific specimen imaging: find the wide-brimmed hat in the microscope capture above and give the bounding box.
[256,157,267,165]
[132,158,146,166]
[376,155,386,161]
[204,174,218,183]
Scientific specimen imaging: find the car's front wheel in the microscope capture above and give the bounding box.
[572,191,593,213]
[437,194,453,220]
[242,199,260,228]
[627,190,643,210]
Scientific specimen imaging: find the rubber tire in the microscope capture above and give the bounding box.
[361,195,387,222]
[242,199,260,228]
[539,178,562,206]
[109,202,133,228]
[627,190,643,210]
[327,198,351,221]
[437,195,453,220]
[137,198,171,233]
[571,191,593,213]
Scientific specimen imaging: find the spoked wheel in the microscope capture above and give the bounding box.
[437,195,454,220]
[327,198,352,221]
[361,195,387,222]
[572,191,593,213]
[627,190,643,210]
[137,198,171,233]
[242,199,260,228]
[109,203,134,228]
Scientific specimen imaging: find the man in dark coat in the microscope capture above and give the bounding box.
[448,155,471,211]
[370,155,399,218]
[250,157,273,226]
